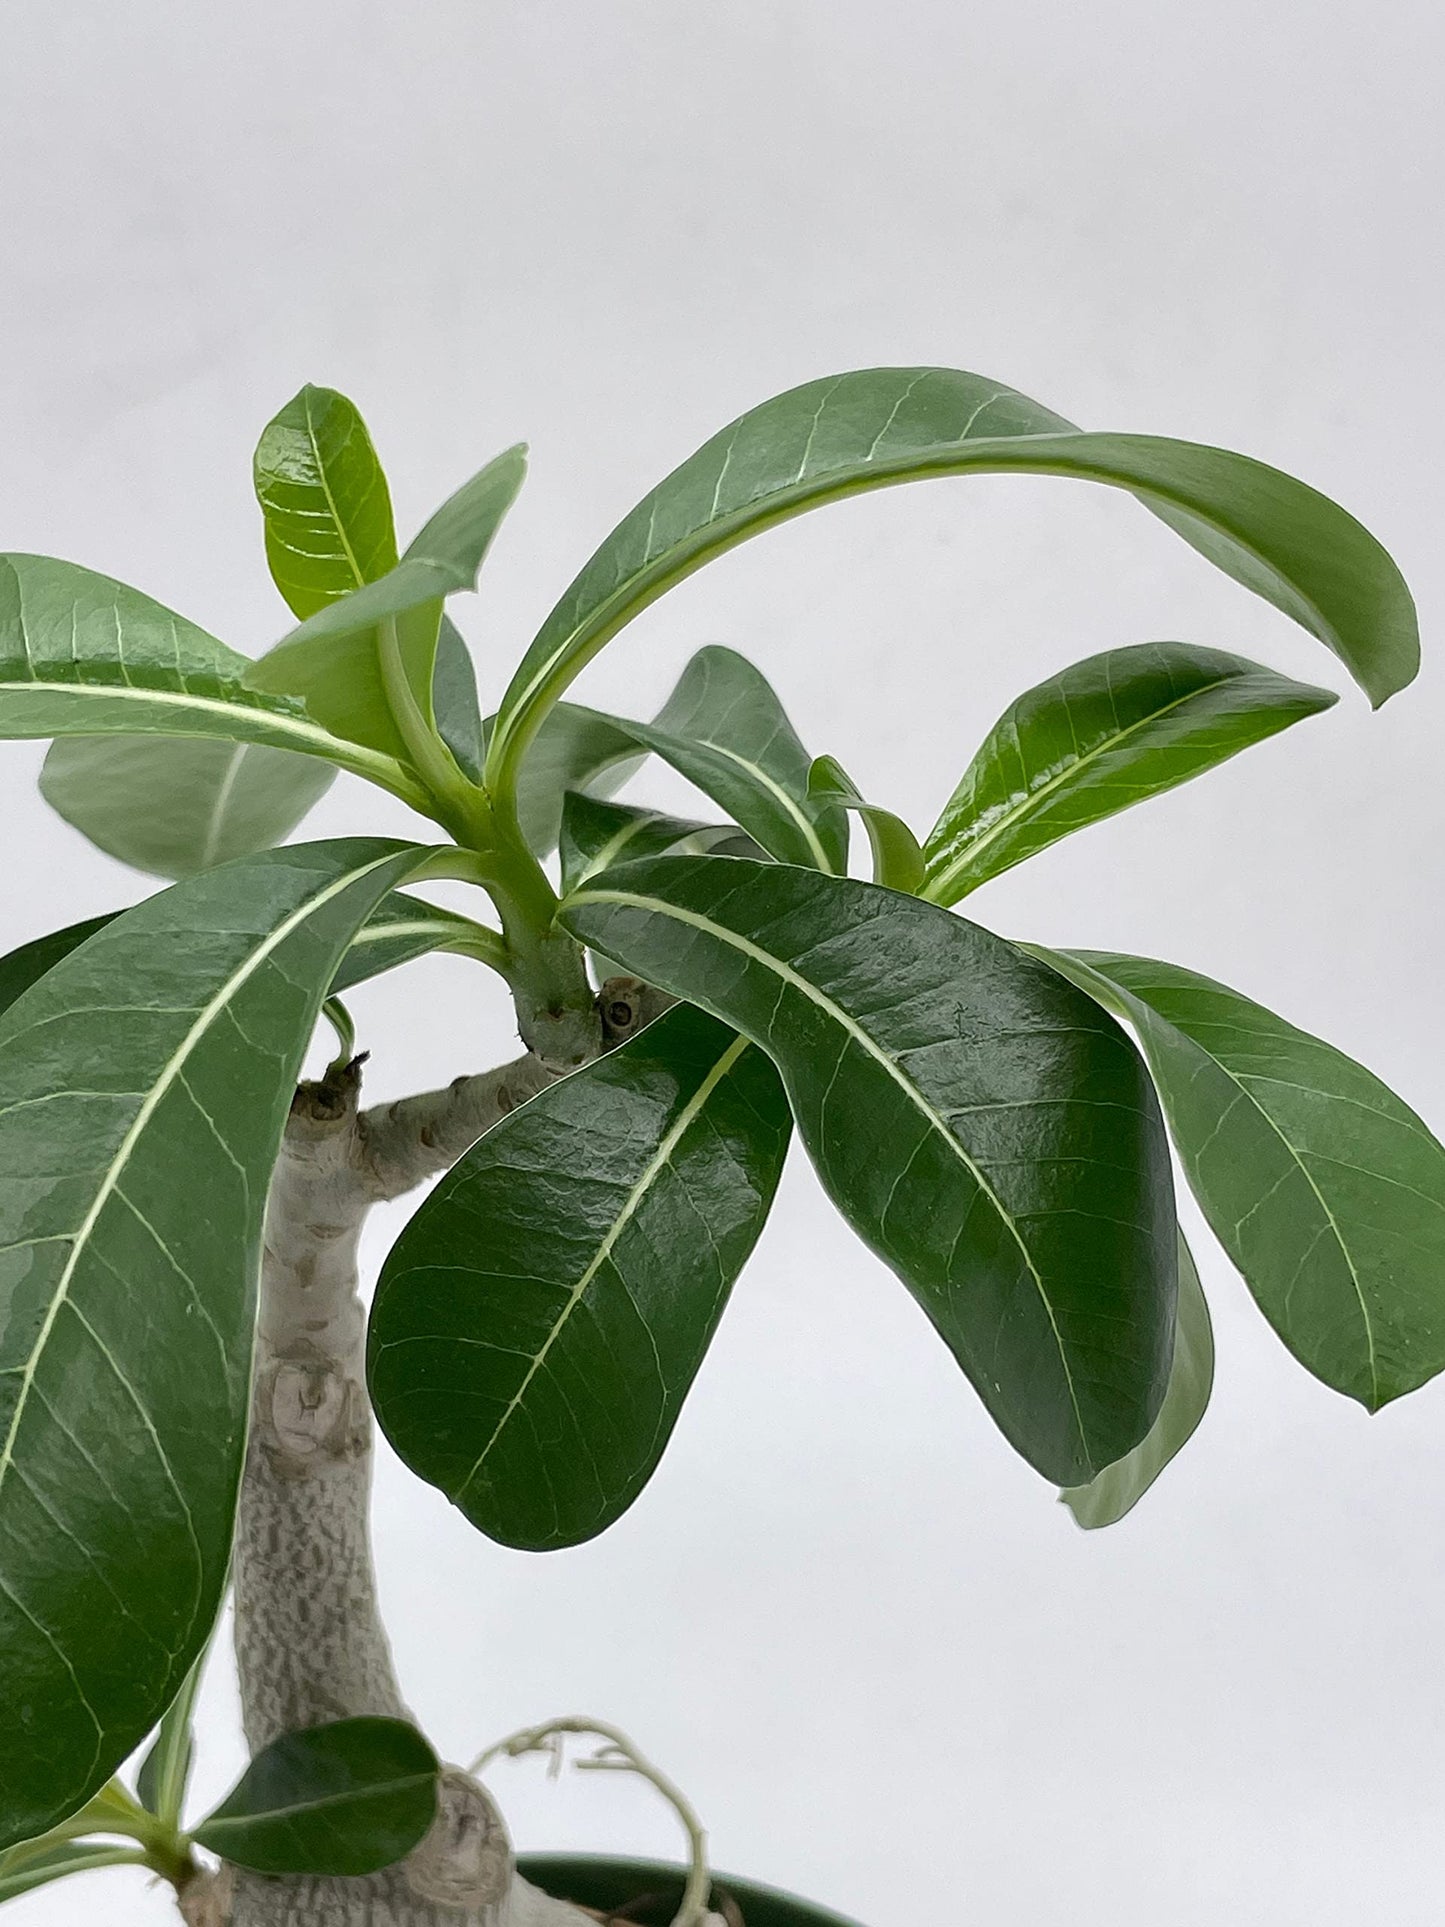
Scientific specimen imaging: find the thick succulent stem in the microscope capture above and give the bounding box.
[222,1059,586,1927]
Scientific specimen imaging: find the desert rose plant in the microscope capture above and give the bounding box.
[0,369,1440,1927]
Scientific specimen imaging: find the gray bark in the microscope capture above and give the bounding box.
[219,983,684,1927]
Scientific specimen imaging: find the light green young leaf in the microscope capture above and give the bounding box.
[253,384,400,622]
[0,838,424,1852]
[923,643,1337,904]
[0,1841,147,1903]
[135,1631,211,1828]
[573,646,848,873]
[1037,947,1445,1410]
[0,554,424,807]
[808,754,924,893]
[247,446,526,758]
[40,736,336,879]
[192,1718,439,1877]
[561,856,1177,1485]
[487,367,1417,789]
[369,1003,791,1550]
[1060,1230,1213,1529]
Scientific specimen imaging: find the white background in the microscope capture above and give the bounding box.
[2,4,1443,1922]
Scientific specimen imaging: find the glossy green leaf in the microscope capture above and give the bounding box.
[0,1840,147,1902]
[1060,1229,1213,1528]
[585,646,848,872]
[559,792,756,895]
[487,367,1417,787]
[247,447,526,759]
[808,755,924,893]
[0,838,423,1851]
[192,1717,438,1877]
[433,618,484,782]
[40,736,336,880]
[0,555,424,807]
[490,700,644,857]
[561,857,1177,1484]
[0,916,113,1021]
[370,1003,791,1549]
[1039,948,1445,1409]
[253,385,399,623]
[923,643,1337,904]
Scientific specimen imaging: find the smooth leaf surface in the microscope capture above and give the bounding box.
[561,857,1177,1483]
[490,701,643,856]
[1040,948,1445,1408]
[1060,1230,1213,1528]
[330,892,495,993]
[924,643,1337,903]
[253,385,399,623]
[0,838,422,1851]
[591,647,847,872]
[370,1003,791,1549]
[0,555,423,806]
[40,736,336,880]
[559,792,755,895]
[433,618,484,782]
[135,1638,208,1826]
[487,366,1417,786]
[193,1717,438,1876]
[248,447,526,757]
[808,754,924,893]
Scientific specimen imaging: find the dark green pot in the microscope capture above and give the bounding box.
[515,1854,866,1926]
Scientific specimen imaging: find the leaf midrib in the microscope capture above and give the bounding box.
[0,849,409,1497]
[200,1769,432,1838]
[451,1033,751,1502]
[571,884,1092,1461]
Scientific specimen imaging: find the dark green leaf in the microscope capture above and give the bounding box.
[589,646,848,872]
[0,838,423,1851]
[0,555,424,807]
[330,892,495,994]
[369,1004,791,1549]
[40,736,336,879]
[808,754,924,893]
[433,618,484,783]
[193,1718,438,1877]
[1060,1230,1213,1529]
[0,916,113,1021]
[253,385,399,623]
[1039,948,1445,1409]
[0,1841,146,1902]
[559,792,755,895]
[247,447,526,758]
[923,643,1337,904]
[487,367,1417,788]
[489,701,643,857]
[561,857,1177,1484]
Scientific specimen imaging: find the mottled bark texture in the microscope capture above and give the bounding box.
[221,984,688,1927]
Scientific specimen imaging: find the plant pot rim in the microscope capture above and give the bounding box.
[515,1851,866,1926]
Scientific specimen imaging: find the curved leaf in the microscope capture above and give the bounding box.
[595,647,848,872]
[487,367,1417,787]
[808,755,924,893]
[0,555,423,806]
[490,700,644,857]
[331,892,499,992]
[561,857,1177,1484]
[40,736,336,880]
[192,1717,438,1877]
[248,447,526,758]
[0,1840,147,1902]
[924,643,1337,904]
[0,838,423,1851]
[1040,948,1445,1409]
[1060,1229,1213,1529]
[433,618,484,782]
[135,1631,210,1827]
[370,1004,790,1549]
[0,916,113,1021]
